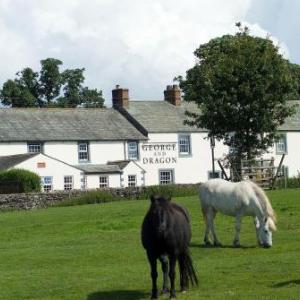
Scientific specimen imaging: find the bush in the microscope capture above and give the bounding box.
[139,184,199,199]
[275,176,300,189]
[0,169,41,193]
[56,184,200,207]
[56,190,124,207]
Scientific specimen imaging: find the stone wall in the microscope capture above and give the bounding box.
[0,190,85,210]
[0,183,200,210]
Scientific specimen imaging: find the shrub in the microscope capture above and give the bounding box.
[0,169,41,193]
[56,189,124,207]
[139,184,199,199]
[275,176,300,189]
[56,184,200,207]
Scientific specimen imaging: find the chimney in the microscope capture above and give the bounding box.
[112,85,129,109]
[164,84,181,106]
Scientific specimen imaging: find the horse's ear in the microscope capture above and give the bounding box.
[166,196,171,202]
[150,195,155,203]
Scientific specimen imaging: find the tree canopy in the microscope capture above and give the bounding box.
[177,24,297,161]
[0,58,105,108]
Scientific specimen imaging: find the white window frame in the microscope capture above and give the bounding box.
[128,141,139,160]
[28,142,43,153]
[128,175,137,187]
[276,134,287,154]
[178,134,191,156]
[159,169,174,185]
[78,142,89,162]
[42,176,53,192]
[99,176,109,188]
[64,176,73,191]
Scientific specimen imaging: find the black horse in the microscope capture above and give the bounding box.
[141,195,198,299]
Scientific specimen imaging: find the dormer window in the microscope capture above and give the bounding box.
[28,142,43,153]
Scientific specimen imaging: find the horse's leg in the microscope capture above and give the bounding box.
[203,208,212,246]
[207,209,222,247]
[169,255,177,299]
[233,214,242,247]
[159,255,169,295]
[147,251,158,299]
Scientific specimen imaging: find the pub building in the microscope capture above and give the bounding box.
[0,85,299,191]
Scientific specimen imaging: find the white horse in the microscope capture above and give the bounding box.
[199,179,277,248]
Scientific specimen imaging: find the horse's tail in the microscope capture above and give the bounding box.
[178,251,198,289]
[249,181,277,231]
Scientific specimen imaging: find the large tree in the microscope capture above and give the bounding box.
[0,58,105,108]
[177,24,297,163]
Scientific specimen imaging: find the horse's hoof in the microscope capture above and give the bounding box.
[233,241,241,248]
[160,288,169,295]
[214,242,222,247]
[181,289,187,294]
[204,241,212,247]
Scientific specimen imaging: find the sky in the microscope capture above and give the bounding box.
[0,0,299,105]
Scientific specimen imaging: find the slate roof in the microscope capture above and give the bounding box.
[107,160,131,170]
[75,164,121,174]
[0,153,38,170]
[75,160,144,174]
[123,100,300,133]
[122,101,205,133]
[278,100,300,131]
[0,108,147,142]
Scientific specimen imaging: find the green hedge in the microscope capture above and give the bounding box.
[56,190,124,207]
[56,184,200,207]
[0,169,41,193]
[275,177,300,189]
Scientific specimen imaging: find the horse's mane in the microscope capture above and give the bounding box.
[248,181,277,231]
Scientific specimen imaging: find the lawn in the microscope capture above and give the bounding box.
[0,189,299,300]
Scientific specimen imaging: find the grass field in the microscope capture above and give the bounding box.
[0,189,299,300]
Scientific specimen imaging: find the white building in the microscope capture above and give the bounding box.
[0,85,299,191]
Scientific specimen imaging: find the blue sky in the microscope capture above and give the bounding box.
[0,0,298,105]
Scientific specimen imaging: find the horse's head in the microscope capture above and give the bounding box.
[150,195,171,206]
[255,217,276,248]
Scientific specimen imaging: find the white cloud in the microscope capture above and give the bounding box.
[0,0,288,104]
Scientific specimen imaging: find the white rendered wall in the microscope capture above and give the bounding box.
[0,142,27,156]
[137,132,229,185]
[86,173,121,189]
[120,161,145,187]
[262,132,300,177]
[15,154,82,190]
[44,141,125,165]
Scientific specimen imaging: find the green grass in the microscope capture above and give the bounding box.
[0,189,299,300]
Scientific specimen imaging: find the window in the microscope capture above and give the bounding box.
[159,170,174,185]
[99,176,109,188]
[178,134,191,155]
[276,134,287,154]
[42,176,52,192]
[64,176,73,191]
[78,142,89,162]
[128,141,139,160]
[208,171,221,179]
[128,175,137,187]
[28,142,43,153]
